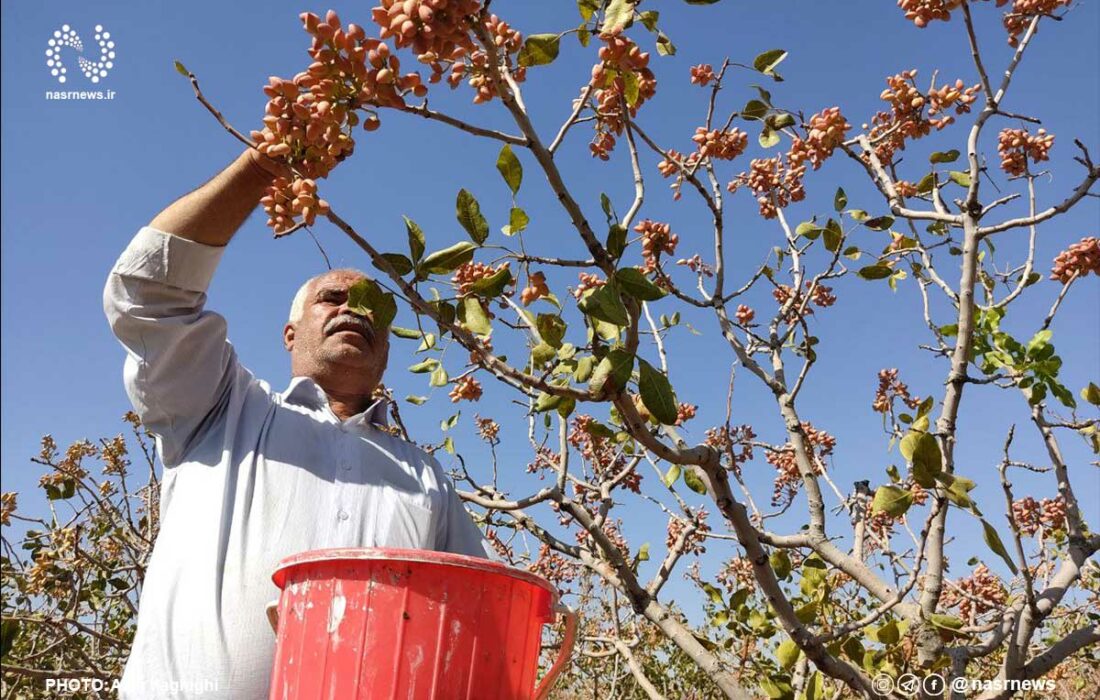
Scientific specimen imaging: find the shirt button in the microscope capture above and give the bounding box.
[337,510,349,521]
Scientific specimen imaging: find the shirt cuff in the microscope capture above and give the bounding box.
[111,226,226,293]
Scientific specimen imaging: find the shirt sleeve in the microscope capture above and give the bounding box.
[434,468,494,560]
[103,226,240,467]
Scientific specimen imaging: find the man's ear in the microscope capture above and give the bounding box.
[283,323,295,352]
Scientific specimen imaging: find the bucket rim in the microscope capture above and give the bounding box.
[271,547,560,600]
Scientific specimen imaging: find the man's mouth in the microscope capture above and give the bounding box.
[324,314,374,342]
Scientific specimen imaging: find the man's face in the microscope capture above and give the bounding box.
[283,270,390,391]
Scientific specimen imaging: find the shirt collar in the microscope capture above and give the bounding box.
[281,376,390,428]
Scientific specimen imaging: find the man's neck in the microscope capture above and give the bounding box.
[317,384,375,422]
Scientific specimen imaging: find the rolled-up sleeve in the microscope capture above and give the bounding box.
[104,226,238,466]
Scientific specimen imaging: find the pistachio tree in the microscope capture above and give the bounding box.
[5,1,1098,698]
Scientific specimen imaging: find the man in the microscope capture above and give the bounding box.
[104,148,490,699]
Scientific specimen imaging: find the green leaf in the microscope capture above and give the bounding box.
[655,32,676,56]
[174,60,189,77]
[702,582,724,605]
[638,359,678,425]
[589,348,634,395]
[440,412,461,431]
[518,33,560,67]
[770,550,792,580]
[456,189,489,245]
[346,278,397,329]
[872,485,914,517]
[834,187,847,212]
[858,264,893,280]
[536,314,567,348]
[741,99,769,121]
[606,224,627,259]
[683,469,708,495]
[404,215,425,262]
[577,0,600,21]
[468,266,513,297]
[574,355,596,383]
[930,149,960,164]
[871,620,900,645]
[823,218,843,252]
[1082,382,1100,406]
[391,326,422,340]
[759,679,790,700]
[805,672,823,700]
[405,394,428,405]
[1026,329,1052,356]
[496,145,523,195]
[579,283,629,326]
[502,207,529,236]
[409,358,439,373]
[429,365,449,387]
[928,614,966,640]
[767,112,796,130]
[600,193,616,223]
[462,296,491,336]
[758,126,780,148]
[795,220,818,237]
[863,216,895,231]
[530,342,557,368]
[622,70,641,107]
[577,27,591,47]
[753,48,787,80]
[899,430,921,462]
[376,252,413,276]
[981,519,1019,574]
[776,639,800,670]
[534,391,563,413]
[603,0,636,32]
[948,170,971,187]
[942,474,977,508]
[841,637,864,663]
[639,10,660,30]
[664,464,682,486]
[917,172,936,194]
[615,268,666,301]
[420,241,477,276]
[910,433,942,487]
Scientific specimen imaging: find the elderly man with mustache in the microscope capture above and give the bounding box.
[104,149,490,699]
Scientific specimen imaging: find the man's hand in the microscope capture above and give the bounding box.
[245,147,294,183]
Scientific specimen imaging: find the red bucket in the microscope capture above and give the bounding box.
[268,548,577,700]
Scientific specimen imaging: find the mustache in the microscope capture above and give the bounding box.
[324,313,375,341]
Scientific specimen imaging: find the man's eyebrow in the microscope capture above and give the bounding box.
[314,285,347,298]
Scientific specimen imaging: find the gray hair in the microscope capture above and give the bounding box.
[288,268,369,323]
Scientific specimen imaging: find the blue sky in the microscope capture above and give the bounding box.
[3,0,1097,614]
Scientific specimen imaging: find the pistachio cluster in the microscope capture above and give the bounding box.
[1050,237,1100,284]
[997,127,1055,176]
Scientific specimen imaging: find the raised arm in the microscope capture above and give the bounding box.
[150,149,285,245]
[104,149,284,465]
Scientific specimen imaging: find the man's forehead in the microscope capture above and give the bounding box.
[310,270,367,293]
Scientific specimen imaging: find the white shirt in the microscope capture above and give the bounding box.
[104,227,489,699]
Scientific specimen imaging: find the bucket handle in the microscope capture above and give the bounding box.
[533,604,578,700]
[266,600,279,634]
